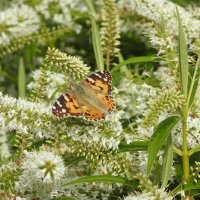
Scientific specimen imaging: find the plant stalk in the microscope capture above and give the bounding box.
[182,57,200,181]
[182,106,189,181]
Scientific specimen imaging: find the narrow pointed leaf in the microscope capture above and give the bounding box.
[111,56,157,73]
[161,135,173,187]
[171,180,200,196]
[85,0,104,70]
[55,197,76,200]
[188,144,200,156]
[147,116,180,175]
[187,66,200,108]
[64,175,138,188]
[85,0,96,13]
[0,70,16,81]
[176,7,188,98]
[118,53,133,78]
[119,141,149,152]
[18,57,26,97]
[91,17,104,71]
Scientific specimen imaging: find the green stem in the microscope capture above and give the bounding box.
[182,106,189,181]
[182,57,200,181]
[173,145,182,156]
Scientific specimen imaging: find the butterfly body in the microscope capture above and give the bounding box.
[52,71,115,121]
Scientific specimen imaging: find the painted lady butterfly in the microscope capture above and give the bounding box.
[52,71,115,121]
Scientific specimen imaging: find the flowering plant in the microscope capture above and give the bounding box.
[0,0,200,199]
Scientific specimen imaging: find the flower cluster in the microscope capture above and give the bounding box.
[128,173,173,200]
[34,0,87,28]
[0,129,10,158]
[130,0,200,41]
[0,4,40,46]
[44,47,90,80]
[15,149,65,199]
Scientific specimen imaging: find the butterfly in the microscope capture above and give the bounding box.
[52,71,115,121]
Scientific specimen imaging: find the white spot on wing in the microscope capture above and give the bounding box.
[57,101,62,107]
[87,77,95,83]
[94,73,101,78]
[63,94,70,102]
[62,109,66,113]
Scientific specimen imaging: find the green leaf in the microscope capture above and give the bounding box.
[147,116,180,175]
[85,0,104,71]
[64,175,138,188]
[119,141,149,152]
[85,0,96,13]
[111,56,157,73]
[118,53,132,78]
[24,42,36,71]
[0,70,16,82]
[85,0,104,70]
[176,7,188,98]
[161,135,173,187]
[91,17,104,71]
[187,66,200,108]
[55,197,76,200]
[171,180,200,196]
[188,144,200,156]
[18,57,26,97]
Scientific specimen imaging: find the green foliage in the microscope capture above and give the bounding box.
[64,175,138,188]
[14,132,33,157]
[111,56,157,73]
[161,136,173,187]
[177,7,189,98]
[18,57,26,98]
[134,172,172,200]
[146,116,180,175]
[0,161,19,194]
[91,15,104,71]
[171,179,200,196]
[55,197,77,200]
[86,0,104,70]
[67,140,134,176]
[29,67,48,102]
[119,141,149,152]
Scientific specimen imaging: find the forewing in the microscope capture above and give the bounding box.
[52,90,105,120]
[82,71,112,94]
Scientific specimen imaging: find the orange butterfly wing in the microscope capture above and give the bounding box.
[52,92,82,118]
[52,91,105,120]
[83,71,112,94]
[52,71,114,121]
